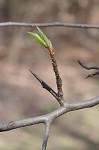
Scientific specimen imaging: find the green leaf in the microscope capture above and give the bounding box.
[28,27,52,48]
[36,26,52,48]
[28,32,47,48]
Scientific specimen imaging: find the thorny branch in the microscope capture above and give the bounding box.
[0,96,99,131]
[0,24,99,150]
[28,26,64,106]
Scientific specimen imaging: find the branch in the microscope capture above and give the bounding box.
[67,96,99,111]
[42,123,50,150]
[48,46,64,102]
[0,115,46,132]
[0,96,99,150]
[78,60,99,78]
[28,27,65,106]
[78,60,99,70]
[29,69,58,100]
[0,96,99,132]
[1,22,99,29]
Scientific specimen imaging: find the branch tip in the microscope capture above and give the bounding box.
[78,60,99,78]
[29,69,42,83]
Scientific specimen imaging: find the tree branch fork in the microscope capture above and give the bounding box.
[0,95,99,132]
[0,25,99,150]
[0,59,99,150]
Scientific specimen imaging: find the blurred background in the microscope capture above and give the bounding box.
[0,0,99,150]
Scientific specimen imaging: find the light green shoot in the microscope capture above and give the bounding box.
[28,26,52,48]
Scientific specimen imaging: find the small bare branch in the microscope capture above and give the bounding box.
[78,60,99,78]
[66,96,99,111]
[0,115,46,132]
[78,60,99,70]
[1,22,99,29]
[42,123,50,150]
[29,69,58,100]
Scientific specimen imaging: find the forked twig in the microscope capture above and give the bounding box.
[28,27,65,106]
[0,96,99,150]
[0,96,99,132]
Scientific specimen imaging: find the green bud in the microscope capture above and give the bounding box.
[28,32,47,48]
[36,26,52,48]
[28,27,52,48]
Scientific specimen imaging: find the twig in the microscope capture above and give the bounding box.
[29,69,58,100]
[0,115,46,132]
[1,22,99,29]
[78,60,99,78]
[48,47,64,103]
[42,123,50,150]
[78,60,99,70]
[28,27,65,106]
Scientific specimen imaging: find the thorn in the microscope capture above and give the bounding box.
[29,69,58,99]
[29,69,42,83]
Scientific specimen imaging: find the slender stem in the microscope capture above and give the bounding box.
[78,60,99,70]
[48,47,64,104]
[42,123,50,150]
[78,60,99,78]
[1,22,99,29]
